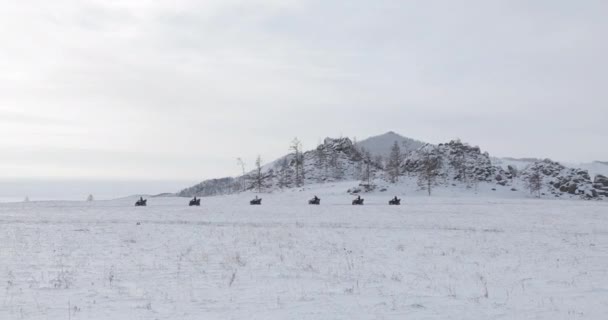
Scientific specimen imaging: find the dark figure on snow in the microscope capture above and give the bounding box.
[189,197,201,206]
[309,195,321,205]
[389,196,401,205]
[135,197,147,207]
[352,195,364,205]
[250,196,262,205]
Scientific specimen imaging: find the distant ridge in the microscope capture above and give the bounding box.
[500,157,542,163]
[356,131,426,158]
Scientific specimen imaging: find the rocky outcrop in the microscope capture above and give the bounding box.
[594,175,608,197]
[522,159,599,199]
[595,174,608,186]
[403,140,499,185]
[178,135,605,201]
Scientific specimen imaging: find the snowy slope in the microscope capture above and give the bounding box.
[491,157,538,171]
[566,161,608,179]
[180,134,606,201]
[357,131,426,157]
[1,191,607,319]
[179,137,370,197]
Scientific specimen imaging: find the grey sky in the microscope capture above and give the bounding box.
[1,0,606,180]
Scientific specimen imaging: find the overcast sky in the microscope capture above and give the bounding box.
[1,0,607,180]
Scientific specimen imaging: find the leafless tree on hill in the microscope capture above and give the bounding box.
[418,147,442,196]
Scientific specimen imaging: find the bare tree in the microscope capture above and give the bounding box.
[351,138,363,161]
[249,155,269,193]
[362,150,374,186]
[290,138,305,187]
[314,146,327,182]
[451,146,467,183]
[386,141,403,183]
[525,168,543,198]
[329,151,343,180]
[236,158,247,191]
[418,147,442,196]
[354,146,368,180]
[507,165,518,178]
[374,155,384,170]
[276,157,293,189]
[236,158,246,175]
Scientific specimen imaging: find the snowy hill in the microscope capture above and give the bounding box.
[356,131,426,158]
[179,133,607,201]
[179,137,373,197]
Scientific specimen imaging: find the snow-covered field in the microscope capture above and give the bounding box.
[1,187,607,319]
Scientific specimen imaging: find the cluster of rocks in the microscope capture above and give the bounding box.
[404,140,497,184]
[299,137,369,184]
[347,183,378,194]
[494,165,518,186]
[520,159,603,199]
[594,175,608,197]
[321,137,359,156]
